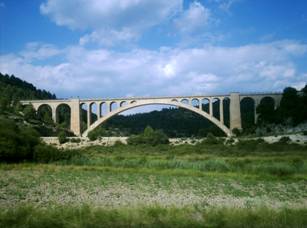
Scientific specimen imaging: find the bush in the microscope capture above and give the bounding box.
[33,144,83,163]
[302,131,307,136]
[88,130,99,141]
[203,133,219,144]
[279,136,291,144]
[0,118,40,162]
[58,131,68,144]
[127,126,169,146]
[232,128,241,136]
[70,138,81,143]
[33,144,60,163]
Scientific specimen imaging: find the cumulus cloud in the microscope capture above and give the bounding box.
[79,28,139,47]
[0,41,306,98]
[174,2,211,34]
[40,0,182,46]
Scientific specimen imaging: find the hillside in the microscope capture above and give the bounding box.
[0,73,56,104]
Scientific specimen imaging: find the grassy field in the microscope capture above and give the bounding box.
[1,140,307,227]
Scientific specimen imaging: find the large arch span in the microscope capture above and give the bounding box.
[82,100,231,137]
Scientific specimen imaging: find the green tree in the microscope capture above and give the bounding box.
[279,87,301,125]
[23,105,37,120]
[58,131,68,144]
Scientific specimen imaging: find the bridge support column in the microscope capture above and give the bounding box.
[219,98,224,124]
[70,99,81,136]
[209,98,213,116]
[254,98,260,124]
[87,107,91,129]
[51,106,57,124]
[230,93,242,131]
[96,102,101,119]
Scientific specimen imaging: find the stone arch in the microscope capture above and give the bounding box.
[80,103,88,132]
[171,99,178,102]
[89,102,97,124]
[130,100,136,104]
[120,101,128,107]
[99,102,107,117]
[240,97,255,129]
[260,96,275,109]
[56,103,71,128]
[82,100,231,137]
[201,98,210,113]
[212,98,220,120]
[181,98,189,104]
[110,101,118,112]
[37,104,53,124]
[191,98,200,108]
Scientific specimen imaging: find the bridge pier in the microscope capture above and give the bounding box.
[70,99,81,136]
[230,93,242,131]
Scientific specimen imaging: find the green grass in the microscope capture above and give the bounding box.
[1,140,307,227]
[50,142,307,178]
[1,205,307,228]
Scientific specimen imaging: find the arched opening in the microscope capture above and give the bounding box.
[120,101,127,107]
[201,98,210,113]
[56,104,71,128]
[171,99,178,102]
[110,102,118,112]
[240,97,255,130]
[80,103,88,133]
[37,104,53,124]
[223,98,230,128]
[181,99,189,105]
[100,102,108,117]
[131,100,136,104]
[191,98,200,108]
[84,102,230,138]
[89,102,98,124]
[212,98,220,120]
[257,96,275,124]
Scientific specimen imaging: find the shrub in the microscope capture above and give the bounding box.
[33,144,60,163]
[127,126,169,146]
[203,133,219,144]
[279,136,291,144]
[70,138,81,143]
[302,131,307,136]
[33,144,83,163]
[88,131,99,141]
[265,163,295,176]
[232,128,241,136]
[22,105,37,120]
[58,131,68,144]
[0,118,40,162]
[113,140,125,146]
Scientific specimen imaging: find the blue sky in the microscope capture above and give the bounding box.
[0,0,306,99]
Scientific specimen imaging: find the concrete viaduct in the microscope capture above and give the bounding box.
[21,92,282,137]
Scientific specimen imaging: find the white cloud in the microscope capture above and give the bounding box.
[20,42,62,61]
[79,28,139,47]
[174,2,211,34]
[40,0,182,46]
[0,41,306,98]
[41,0,182,30]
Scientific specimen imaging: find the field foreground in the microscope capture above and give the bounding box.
[1,141,307,227]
